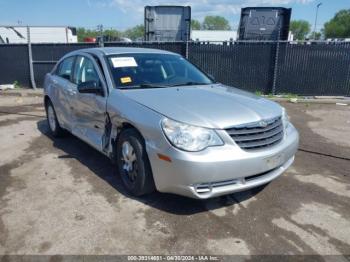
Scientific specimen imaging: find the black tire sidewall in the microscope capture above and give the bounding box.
[116,129,154,196]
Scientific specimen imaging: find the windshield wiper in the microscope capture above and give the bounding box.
[121,82,211,89]
[139,83,171,89]
[170,82,212,87]
[121,84,171,89]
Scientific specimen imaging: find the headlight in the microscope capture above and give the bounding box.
[161,118,223,152]
[282,107,290,128]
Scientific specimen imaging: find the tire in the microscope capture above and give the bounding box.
[116,129,155,196]
[45,100,65,137]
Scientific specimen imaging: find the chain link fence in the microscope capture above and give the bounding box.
[188,42,277,94]
[0,41,349,96]
[275,42,350,95]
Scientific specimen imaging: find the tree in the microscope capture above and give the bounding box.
[290,20,311,40]
[103,28,121,41]
[202,16,231,30]
[123,24,144,40]
[77,27,99,42]
[311,31,322,40]
[191,19,201,30]
[76,27,121,42]
[324,9,350,39]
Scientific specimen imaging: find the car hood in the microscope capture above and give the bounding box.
[122,84,282,129]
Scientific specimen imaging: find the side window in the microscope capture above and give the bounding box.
[57,56,75,81]
[73,56,100,85]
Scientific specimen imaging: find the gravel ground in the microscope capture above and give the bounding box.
[0,93,349,259]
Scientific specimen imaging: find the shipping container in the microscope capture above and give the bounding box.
[145,6,191,41]
[238,7,292,41]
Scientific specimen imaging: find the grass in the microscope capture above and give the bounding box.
[13,81,21,89]
[254,91,300,100]
[279,93,300,99]
[254,91,263,96]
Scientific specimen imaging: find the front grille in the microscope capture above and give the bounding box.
[193,167,279,194]
[226,116,284,151]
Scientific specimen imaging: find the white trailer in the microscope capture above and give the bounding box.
[191,30,237,42]
[0,26,78,44]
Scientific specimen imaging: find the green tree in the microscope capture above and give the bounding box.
[77,27,99,42]
[103,28,121,41]
[77,27,122,42]
[202,16,231,30]
[191,19,201,30]
[324,9,350,39]
[311,31,322,40]
[123,24,144,40]
[290,20,311,40]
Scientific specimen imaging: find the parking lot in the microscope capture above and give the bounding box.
[0,91,349,256]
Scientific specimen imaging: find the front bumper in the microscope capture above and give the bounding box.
[147,123,299,199]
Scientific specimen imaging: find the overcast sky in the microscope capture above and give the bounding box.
[0,0,348,30]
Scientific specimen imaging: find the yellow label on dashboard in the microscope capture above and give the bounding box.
[120,77,132,84]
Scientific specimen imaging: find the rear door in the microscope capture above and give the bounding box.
[51,56,76,129]
[70,54,107,151]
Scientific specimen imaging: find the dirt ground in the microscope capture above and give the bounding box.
[0,92,349,258]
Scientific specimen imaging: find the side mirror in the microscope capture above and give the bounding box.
[77,81,102,95]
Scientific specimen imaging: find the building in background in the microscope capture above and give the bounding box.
[191,30,237,42]
[145,6,191,41]
[0,26,78,43]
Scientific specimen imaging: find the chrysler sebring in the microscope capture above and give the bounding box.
[44,47,299,199]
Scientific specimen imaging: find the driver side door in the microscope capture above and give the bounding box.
[70,54,107,151]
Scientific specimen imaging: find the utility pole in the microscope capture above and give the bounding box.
[313,3,322,40]
[27,26,37,89]
[97,24,104,47]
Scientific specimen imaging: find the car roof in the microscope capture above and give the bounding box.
[77,47,179,56]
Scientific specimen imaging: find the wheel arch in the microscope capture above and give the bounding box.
[113,121,156,195]
[114,122,146,147]
[110,121,146,161]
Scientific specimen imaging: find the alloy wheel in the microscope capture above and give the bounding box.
[121,141,138,182]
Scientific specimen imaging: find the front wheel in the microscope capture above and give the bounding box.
[116,129,155,196]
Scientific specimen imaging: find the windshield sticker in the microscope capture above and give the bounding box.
[120,77,132,84]
[111,57,138,68]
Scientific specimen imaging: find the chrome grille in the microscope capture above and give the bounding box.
[226,116,284,150]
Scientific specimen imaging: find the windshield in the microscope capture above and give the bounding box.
[107,53,214,89]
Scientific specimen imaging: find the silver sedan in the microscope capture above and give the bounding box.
[44,47,299,199]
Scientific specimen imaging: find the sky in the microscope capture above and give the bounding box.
[0,0,349,31]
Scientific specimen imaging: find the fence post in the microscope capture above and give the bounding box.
[27,26,37,89]
[271,40,280,95]
[272,23,283,95]
[185,17,190,59]
[185,41,189,59]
